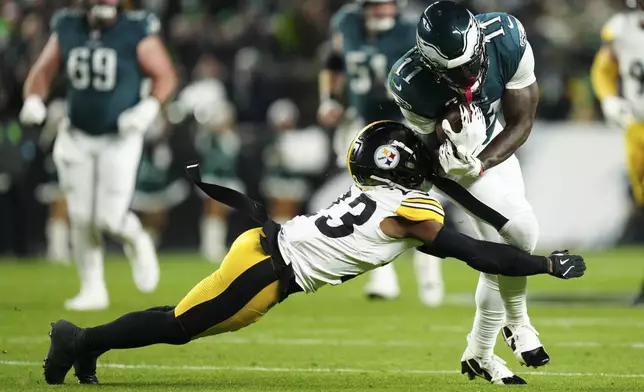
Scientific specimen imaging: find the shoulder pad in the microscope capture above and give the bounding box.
[601,13,626,42]
[125,11,161,35]
[395,194,444,224]
[50,9,83,33]
[331,4,363,33]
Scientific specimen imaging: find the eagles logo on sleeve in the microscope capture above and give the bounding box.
[396,195,445,224]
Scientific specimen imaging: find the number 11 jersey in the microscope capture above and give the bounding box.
[278,186,444,293]
[52,9,160,135]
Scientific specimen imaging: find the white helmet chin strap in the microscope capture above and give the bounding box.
[91,5,117,20]
[366,17,395,32]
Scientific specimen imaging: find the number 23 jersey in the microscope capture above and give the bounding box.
[52,9,160,135]
[278,186,444,293]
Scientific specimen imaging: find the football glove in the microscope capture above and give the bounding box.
[547,250,586,279]
[19,95,47,125]
[317,98,344,127]
[601,96,634,129]
[118,97,161,137]
[438,139,483,179]
[441,104,487,157]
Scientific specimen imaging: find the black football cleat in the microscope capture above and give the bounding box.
[74,352,99,384]
[43,320,81,384]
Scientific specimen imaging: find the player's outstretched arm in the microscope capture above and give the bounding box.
[381,217,585,279]
[137,35,177,104]
[318,32,345,126]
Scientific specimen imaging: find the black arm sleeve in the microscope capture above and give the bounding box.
[325,51,345,72]
[419,227,550,277]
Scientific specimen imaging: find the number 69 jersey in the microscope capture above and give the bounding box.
[278,185,444,293]
[52,9,160,135]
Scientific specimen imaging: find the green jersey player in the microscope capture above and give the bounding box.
[387,1,543,384]
[19,0,177,311]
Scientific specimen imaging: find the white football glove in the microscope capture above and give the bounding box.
[442,104,487,157]
[601,96,634,129]
[438,139,483,179]
[19,95,47,125]
[118,97,161,136]
[317,98,344,127]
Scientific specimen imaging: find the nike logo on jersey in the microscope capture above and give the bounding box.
[393,82,402,91]
[507,17,514,29]
[559,258,570,265]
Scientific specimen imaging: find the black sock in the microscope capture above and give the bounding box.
[77,307,190,353]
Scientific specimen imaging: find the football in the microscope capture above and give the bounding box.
[434,102,463,144]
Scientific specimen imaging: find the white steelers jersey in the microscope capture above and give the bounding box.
[602,11,644,120]
[277,185,444,293]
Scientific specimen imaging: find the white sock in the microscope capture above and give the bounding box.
[468,273,505,359]
[413,251,442,287]
[46,219,70,263]
[365,263,400,297]
[201,217,226,262]
[498,276,528,325]
[70,223,106,295]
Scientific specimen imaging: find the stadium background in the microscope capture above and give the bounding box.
[0,0,639,256]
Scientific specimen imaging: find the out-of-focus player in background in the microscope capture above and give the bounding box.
[263,99,329,224]
[315,0,445,307]
[194,101,243,263]
[130,116,189,247]
[388,1,543,383]
[35,99,71,264]
[590,0,644,305]
[19,0,177,310]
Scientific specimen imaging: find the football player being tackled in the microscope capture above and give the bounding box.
[44,121,586,386]
[388,0,544,383]
[19,0,177,311]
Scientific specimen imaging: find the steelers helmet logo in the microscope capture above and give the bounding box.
[374,145,400,169]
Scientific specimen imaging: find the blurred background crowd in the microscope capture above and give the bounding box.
[0,0,638,257]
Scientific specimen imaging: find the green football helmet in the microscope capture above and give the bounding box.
[415,1,488,94]
[347,120,433,191]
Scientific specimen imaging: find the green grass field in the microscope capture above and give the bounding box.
[1,248,643,391]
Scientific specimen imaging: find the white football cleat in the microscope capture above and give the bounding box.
[460,346,526,385]
[125,232,160,293]
[418,282,444,308]
[364,263,400,300]
[64,290,109,311]
[502,324,550,368]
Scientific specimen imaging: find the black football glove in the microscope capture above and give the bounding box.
[547,250,586,279]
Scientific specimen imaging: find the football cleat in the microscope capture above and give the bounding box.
[73,352,99,384]
[460,346,527,385]
[43,320,82,384]
[502,324,550,368]
[64,290,109,311]
[124,232,160,293]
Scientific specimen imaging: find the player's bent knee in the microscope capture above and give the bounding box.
[499,210,539,254]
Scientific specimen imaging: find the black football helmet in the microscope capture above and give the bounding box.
[347,121,433,190]
[416,1,488,93]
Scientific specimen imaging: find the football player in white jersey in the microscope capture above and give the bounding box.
[591,0,644,304]
[43,121,585,386]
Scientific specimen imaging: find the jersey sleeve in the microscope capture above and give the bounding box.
[505,41,536,89]
[395,195,445,224]
[50,9,78,35]
[600,13,625,43]
[126,11,161,42]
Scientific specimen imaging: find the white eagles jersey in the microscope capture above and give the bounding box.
[277,185,444,293]
[602,11,644,120]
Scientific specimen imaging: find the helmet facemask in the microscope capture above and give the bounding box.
[361,0,398,32]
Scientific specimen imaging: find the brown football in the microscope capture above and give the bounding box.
[435,102,463,144]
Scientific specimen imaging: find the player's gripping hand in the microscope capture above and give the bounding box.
[19,95,47,125]
[601,96,634,129]
[438,139,483,179]
[547,250,586,279]
[118,97,161,136]
[442,104,487,157]
[317,99,344,127]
